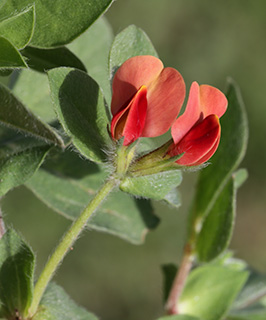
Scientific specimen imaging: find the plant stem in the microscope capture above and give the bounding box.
[28,177,118,317]
[165,243,194,315]
[0,205,6,239]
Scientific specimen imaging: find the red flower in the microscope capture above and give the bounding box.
[167,81,228,166]
[110,55,186,146]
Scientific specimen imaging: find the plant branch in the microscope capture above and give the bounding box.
[165,243,195,315]
[28,177,118,317]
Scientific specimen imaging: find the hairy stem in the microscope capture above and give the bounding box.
[165,243,195,315]
[28,177,118,317]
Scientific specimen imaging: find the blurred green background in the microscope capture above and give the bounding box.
[2,1,266,319]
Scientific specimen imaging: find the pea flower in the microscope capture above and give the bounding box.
[110,55,186,146]
[167,81,228,166]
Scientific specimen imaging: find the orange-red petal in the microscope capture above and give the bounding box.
[171,82,227,144]
[168,114,221,166]
[111,55,163,116]
[110,85,148,146]
[142,67,186,137]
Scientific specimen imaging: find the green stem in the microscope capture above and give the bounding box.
[28,177,118,317]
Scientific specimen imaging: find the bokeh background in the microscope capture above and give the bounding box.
[2,1,266,319]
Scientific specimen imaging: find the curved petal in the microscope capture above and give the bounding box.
[141,67,186,137]
[111,55,163,115]
[171,82,227,144]
[168,114,221,166]
[110,86,147,146]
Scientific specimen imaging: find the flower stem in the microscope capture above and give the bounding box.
[28,177,118,317]
[165,243,195,315]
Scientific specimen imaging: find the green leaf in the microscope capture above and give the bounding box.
[179,265,249,320]
[68,17,113,105]
[48,67,112,163]
[11,69,56,123]
[120,169,182,200]
[0,144,50,197]
[25,149,159,244]
[228,305,266,320]
[21,46,87,73]
[0,0,114,48]
[0,83,63,146]
[232,270,266,311]
[188,80,248,260]
[189,79,248,224]
[109,25,158,82]
[162,264,178,303]
[32,282,98,320]
[157,315,199,320]
[0,36,27,68]
[0,229,35,319]
[0,5,35,49]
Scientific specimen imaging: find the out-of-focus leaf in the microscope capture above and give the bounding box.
[68,17,113,105]
[0,0,114,48]
[179,265,248,320]
[11,69,56,123]
[25,149,159,244]
[32,282,98,320]
[120,169,182,200]
[48,67,112,163]
[0,6,35,49]
[0,229,35,319]
[0,37,27,68]
[157,315,199,320]
[0,83,63,146]
[187,80,248,260]
[162,188,182,208]
[232,270,266,311]
[21,46,86,73]
[109,25,158,82]
[228,305,266,320]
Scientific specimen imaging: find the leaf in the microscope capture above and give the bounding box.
[157,315,199,320]
[11,69,56,123]
[109,25,158,82]
[0,36,27,68]
[0,0,114,48]
[189,79,248,224]
[68,17,113,105]
[32,282,98,320]
[48,67,112,163]
[21,46,87,73]
[0,5,35,49]
[25,149,159,244]
[231,270,266,311]
[0,83,63,146]
[162,188,182,209]
[179,265,249,320]
[120,169,182,200]
[0,144,51,197]
[0,229,35,319]
[228,305,266,320]
[187,80,248,260]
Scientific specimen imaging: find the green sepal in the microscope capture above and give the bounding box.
[0,5,35,49]
[32,282,98,320]
[0,36,28,68]
[0,229,35,319]
[21,46,87,73]
[48,67,112,163]
[179,265,249,320]
[120,169,182,200]
[109,24,158,82]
